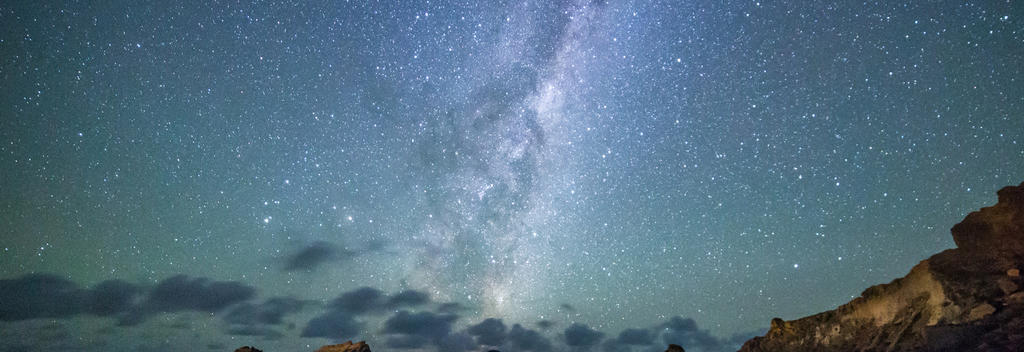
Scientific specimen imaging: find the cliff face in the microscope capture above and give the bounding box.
[740,182,1024,352]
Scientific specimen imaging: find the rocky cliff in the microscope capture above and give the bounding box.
[740,182,1024,352]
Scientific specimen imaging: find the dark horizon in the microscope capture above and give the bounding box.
[1,0,1022,351]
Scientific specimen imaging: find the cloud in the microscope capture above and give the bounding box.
[436,331,477,352]
[302,287,436,343]
[0,274,141,322]
[284,241,348,271]
[386,334,430,349]
[325,287,431,315]
[388,290,431,307]
[87,280,142,316]
[225,325,285,340]
[616,328,654,345]
[558,303,575,312]
[145,275,256,312]
[383,310,458,340]
[330,287,386,314]
[117,275,257,326]
[601,327,656,352]
[653,316,764,352]
[466,318,507,346]
[222,297,305,339]
[507,323,553,352]
[535,320,556,330]
[0,274,250,327]
[282,240,388,272]
[449,318,554,352]
[224,297,305,326]
[437,302,467,314]
[301,310,361,339]
[0,274,86,321]
[662,316,698,332]
[564,323,605,347]
[659,316,721,351]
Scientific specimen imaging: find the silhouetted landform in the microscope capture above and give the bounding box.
[741,182,1024,351]
[314,340,372,352]
[666,343,686,352]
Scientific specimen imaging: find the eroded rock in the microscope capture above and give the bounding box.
[741,182,1024,352]
[314,341,371,352]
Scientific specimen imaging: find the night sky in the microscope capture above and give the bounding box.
[1,1,1022,351]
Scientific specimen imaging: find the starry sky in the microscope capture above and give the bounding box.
[1,0,1022,351]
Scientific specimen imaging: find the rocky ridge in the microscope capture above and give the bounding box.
[740,182,1024,351]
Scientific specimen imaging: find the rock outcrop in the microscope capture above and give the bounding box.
[740,182,1024,351]
[233,341,370,352]
[314,341,371,352]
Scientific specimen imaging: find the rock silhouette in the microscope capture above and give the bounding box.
[740,182,1024,351]
[314,341,371,352]
[233,340,369,352]
[666,344,686,352]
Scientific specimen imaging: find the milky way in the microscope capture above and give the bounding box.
[1,0,1022,351]
[408,0,604,320]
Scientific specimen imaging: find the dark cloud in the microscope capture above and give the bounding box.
[302,287,438,342]
[0,274,85,321]
[284,241,349,271]
[87,280,142,316]
[223,297,305,339]
[662,316,698,332]
[466,318,507,346]
[507,323,553,352]
[558,303,575,312]
[564,323,604,347]
[281,240,391,272]
[657,316,738,352]
[386,334,430,349]
[117,275,257,326]
[388,290,431,308]
[617,328,655,345]
[226,325,285,340]
[223,297,304,325]
[0,274,142,322]
[145,275,255,312]
[382,310,458,340]
[535,320,556,330]
[601,327,656,352]
[437,302,467,314]
[436,331,477,352]
[301,310,361,339]
[325,287,431,316]
[330,287,385,314]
